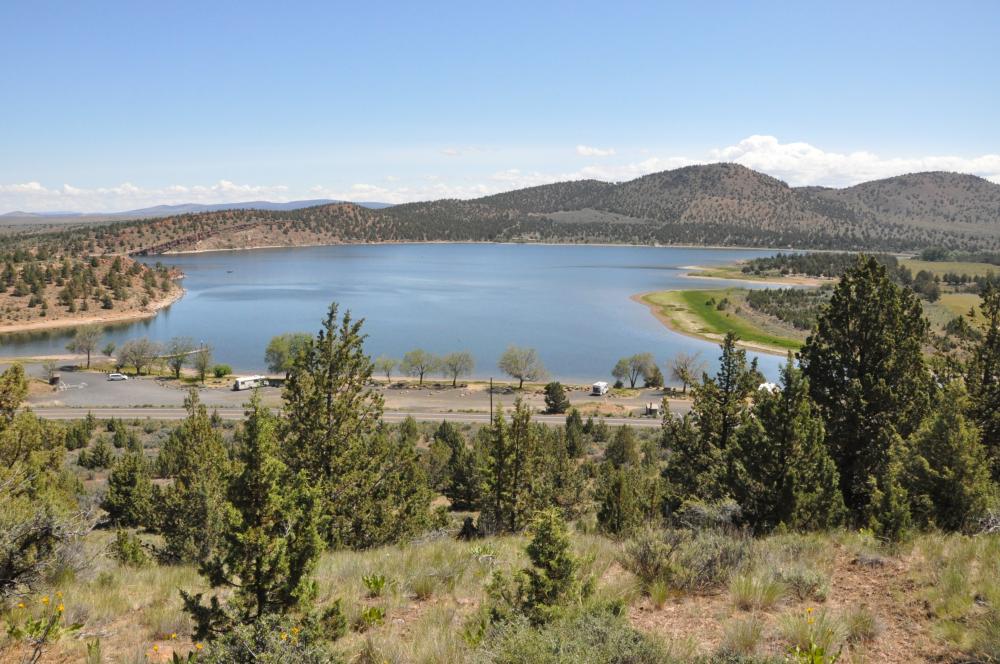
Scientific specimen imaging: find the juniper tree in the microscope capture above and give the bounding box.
[727,357,845,534]
[595,464,661,537]
[103,449,154,528]
[800,255,931,527]
[543,381,570,414]
[158,390,231,562]
[564,409,585,458]
[661,334,758,510]
[904,382,996,532]
[967,282,1000,477]
[479,399,545,533]
[183,394,322,638]
[604,425,640,468]
[280,303,432,548]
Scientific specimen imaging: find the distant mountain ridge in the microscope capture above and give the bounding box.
[11,164,1000,254]
[0,199,393,225]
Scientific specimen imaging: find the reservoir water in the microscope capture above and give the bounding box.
[0,244,790,383]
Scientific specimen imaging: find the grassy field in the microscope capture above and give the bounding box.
[641,289,802,353]
[901,258,999,279]
[10,525,996,663]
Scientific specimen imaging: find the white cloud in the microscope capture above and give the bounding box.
[576,144,616,157]
[5,136,1000,212]
[0,180,291,214]
[711,135,1000,187]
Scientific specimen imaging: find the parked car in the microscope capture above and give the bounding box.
[107,373,129,381]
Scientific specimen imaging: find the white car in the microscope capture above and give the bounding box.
[107,373,129,381]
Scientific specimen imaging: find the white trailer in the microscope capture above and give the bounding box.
[233,375,268,391]
[591,381,609,396]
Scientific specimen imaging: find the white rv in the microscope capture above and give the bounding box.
[233,375,268,391]
[591,381,609,396]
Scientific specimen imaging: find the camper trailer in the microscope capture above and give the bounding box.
[233,375,268,391]
[591,381,609,396]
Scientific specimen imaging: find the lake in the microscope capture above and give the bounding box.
[0,243,790,383]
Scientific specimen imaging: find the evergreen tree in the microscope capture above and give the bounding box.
[661,335,758,510]
[904,382,997,532]
[967,283,1000,477]
[183,394,322,639]
[442,440,482,511]
[511,509,587,625]
[727,357,845,534]
[595,464,660,537]
[281,303,433,548]
[800,255,931,528]
[604,425,640,468]
[564,409,585,458]
[543,381,570,414]
[103,449,154,528]
[479,398,545,533]
[158,391,231,562]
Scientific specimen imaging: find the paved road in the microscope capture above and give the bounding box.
[31,406,666,428]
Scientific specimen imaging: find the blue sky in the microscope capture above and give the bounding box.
[1,1,998,212]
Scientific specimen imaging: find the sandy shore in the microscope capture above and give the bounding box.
[0,287,185,334]
[631,291,789,357]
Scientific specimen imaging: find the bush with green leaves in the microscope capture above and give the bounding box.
[197,613,335,664]
[543,381,570,414]
[212,364,232,378]
[78,436,115,470]
[621,527,750,593]
[109,529,149,568]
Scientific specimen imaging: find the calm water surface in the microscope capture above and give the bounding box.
[0,244,790,382]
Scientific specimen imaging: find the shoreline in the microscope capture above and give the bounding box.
[157,238,812,257]
[631,291,791,357]
[0,286,186,335]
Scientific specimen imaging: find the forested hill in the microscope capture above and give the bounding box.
[16,164,1000,255]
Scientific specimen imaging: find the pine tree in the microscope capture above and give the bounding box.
[967,283,1000,477]
[183,394,322,639]
[695,333,761,453]
[543,382,570,414]
[904,382,997,532]
[103,449,154,528]
[727,357,845,534]
[280,303,432,548]
[800,255,931,526]
[158,391,231,562]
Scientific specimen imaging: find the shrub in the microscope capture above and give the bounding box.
[543,382,571,414]
[198,614,333,663]
[212,364,232,378]
[482,604,672,664]
[776,566,829,603]
[621,528,750,593]
[109,529,149,568]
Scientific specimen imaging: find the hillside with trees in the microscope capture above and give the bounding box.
[4,261,1000,662]
[0,249,180,331]
[6,165,1000,256]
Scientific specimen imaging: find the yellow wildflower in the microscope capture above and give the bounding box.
[195,643,204,651]
[41,595,50,605]
[56,591,63,599]
[291,626,300,635]
[806,607,814,614]
[152,644,159,653]
[170,632,177,640]
[16,602,25,609]
[280,632,288,641]
[57,603,64,613]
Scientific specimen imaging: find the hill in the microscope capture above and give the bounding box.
[9,165,1000,254]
